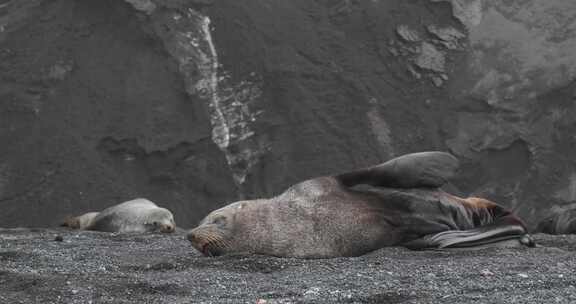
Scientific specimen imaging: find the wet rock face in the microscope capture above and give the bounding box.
[0,0,237,228]
[0,0,575,229]
[439,0,576,226]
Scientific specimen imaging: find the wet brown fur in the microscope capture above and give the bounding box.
[188,152,531,258]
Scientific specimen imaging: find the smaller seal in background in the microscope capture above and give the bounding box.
[537,204,576,234]
[61,198,176,233]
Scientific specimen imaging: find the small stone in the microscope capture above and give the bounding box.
[427,25,465,42]
[124,0,156,14]
[71,290,78,295]
[480,269,494,276]
[429,0,483,29]
[431,76,444,87]
[517,273,529,278]
[407,65,422,79]
[256,299,267,304]
[47,59,74,81]
[304,287,321,297]
[396,25,421,42]
[415,42,446,73]
[54,235,64,242]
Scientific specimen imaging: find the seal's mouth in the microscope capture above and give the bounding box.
[187,229,230,257]
[200,242,214,257]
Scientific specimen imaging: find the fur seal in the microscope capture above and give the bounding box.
[187,151,534,258]
[537,203,576,234]
[62,198,176,233]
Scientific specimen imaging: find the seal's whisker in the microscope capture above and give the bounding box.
[207,237,226,249]
[195,232,215,243]
[200,233,229,249]
[215,238,230,249]
[219,239,231,248]
[205,235,221,245]
[195,233,229,253]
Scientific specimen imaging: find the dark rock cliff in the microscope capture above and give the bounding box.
[0,0,575,229]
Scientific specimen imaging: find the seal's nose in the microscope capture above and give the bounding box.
[187,230,197,243]
[187,230,205,248]
[161,224,175,233]
[187,230,211,256]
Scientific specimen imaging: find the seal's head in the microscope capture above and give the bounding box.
[187,201,253,256]
[144,207,176,233]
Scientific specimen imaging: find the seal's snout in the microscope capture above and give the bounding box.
[187,229,206,248]
[187,230,198,243]
[187,229,207,255]
[187,228,229,257]
[160,224,175,233]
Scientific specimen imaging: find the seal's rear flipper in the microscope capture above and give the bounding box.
[61,216,80,229]
[337,151,459,189]
[404,224,535,250]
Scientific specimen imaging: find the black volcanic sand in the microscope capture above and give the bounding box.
[1,229,575,304]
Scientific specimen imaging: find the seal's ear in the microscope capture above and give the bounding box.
[337,151,459,189]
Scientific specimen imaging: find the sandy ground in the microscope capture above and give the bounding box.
[1,228,575,304]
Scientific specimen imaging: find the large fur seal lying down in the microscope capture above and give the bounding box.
[62,198,176,233]
[188,152,534,258]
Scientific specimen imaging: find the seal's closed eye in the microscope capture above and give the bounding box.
[212,216,227,226]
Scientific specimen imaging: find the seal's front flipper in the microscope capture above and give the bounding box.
[404,223,535,250]
[337,151,459,189]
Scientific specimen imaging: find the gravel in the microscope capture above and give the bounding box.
[1,229,575,303]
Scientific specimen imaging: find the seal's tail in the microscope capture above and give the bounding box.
[336,151,459,189]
